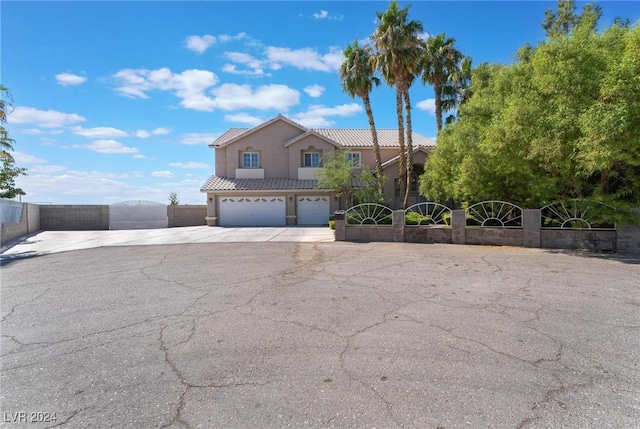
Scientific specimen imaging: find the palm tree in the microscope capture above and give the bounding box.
[441,55,473,125]
[373,0,424,208]
[339,39,384,196]
[421,33,464,134]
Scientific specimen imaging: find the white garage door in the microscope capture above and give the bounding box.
[219,197,286,226]
[297,196,330,225]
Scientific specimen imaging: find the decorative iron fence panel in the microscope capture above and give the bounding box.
[540,199,616,230]
[405,202,451,226]
[466,201,523,228]
[344,203,393,225]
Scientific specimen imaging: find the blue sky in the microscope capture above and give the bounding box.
[3,1,639,204]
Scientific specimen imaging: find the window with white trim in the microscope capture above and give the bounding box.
[242,152,259,168]
[303,152,320,167]
[346,152,361,167]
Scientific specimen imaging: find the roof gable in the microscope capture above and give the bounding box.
[210,115,309,148]
[283,130,340,148]
[381,146,433,169]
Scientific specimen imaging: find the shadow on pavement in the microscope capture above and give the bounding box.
[542,248,640,265]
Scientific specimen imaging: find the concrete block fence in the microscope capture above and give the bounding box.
[1,203,207,245]
[334,209,637,254]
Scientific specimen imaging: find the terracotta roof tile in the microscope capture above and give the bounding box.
[201,176,320,192]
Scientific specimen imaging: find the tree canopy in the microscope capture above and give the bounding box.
[1,84,26,199]
[420,13,640,212]
[316,150,386,206]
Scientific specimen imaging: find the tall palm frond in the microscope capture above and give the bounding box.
[372,0,424,208]
[339,40,384,195]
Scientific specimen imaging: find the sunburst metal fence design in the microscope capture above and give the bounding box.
[345,203,393,225]
[404,202,451,226]
[466,201,523,228]
[540,199,616,229]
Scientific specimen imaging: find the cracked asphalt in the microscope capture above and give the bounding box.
[1,242,639,428]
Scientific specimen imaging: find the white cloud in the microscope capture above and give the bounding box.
[8,106,86,128]
[79,139,139,154]
[304,84,325,98]
[218,32,247,43]
[168,162,210,169]
[173,69,218,111]
[152,127,171,135]
[71,126,129,139]
[185,33,246,53]
[133,130,151,138]
[312,10,343,21]
[313,10,329,19]
[19,128,45,135]
[16,165,206,205]
[113,68,218,111]
[223,52,266,76]
[211,83,299,111]
[151,170,174,178]
[55,73,87,86]
[224,113,264,126]
[12,151,47,164]
[293,103,363,128]
[185,35,216,53]
[180,133,219,145]
[266,46,343,72]
[416,98,436,115]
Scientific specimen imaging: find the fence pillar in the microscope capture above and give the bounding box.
[392,210,405,242]
[451,210,466,244]
[334,210,346,241]
[523,209,541,248]
[617,208,640,254]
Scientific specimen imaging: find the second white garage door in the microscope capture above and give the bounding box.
[297,196,330,225]
[219,197,286,226]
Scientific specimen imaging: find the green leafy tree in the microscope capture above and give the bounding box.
[1,85,26,199]
[542,0,601,37]
[339,39,385,195]
[316,150,385,207]
[420,16,640,213]
[168,192,179,205]
[372,0,424,208]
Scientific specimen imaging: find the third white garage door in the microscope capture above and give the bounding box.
[219,196,286,226]
[297,196,330,225]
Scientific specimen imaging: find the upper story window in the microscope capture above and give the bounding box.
[303,152,320,168]
[242,152,259,168]
[346,152,361,168]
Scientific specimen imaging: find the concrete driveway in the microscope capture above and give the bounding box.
[1,241,639,428]
[0,226,335,260]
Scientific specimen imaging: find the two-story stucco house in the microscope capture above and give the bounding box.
[200,115,436,226]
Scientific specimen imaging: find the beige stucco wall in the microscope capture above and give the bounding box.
[223,121,304,178]
[286,134,337,179]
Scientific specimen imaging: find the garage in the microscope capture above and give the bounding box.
[297,196,330,225]
[219,196,286,226]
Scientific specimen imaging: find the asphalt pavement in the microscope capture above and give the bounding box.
[1,237,639,428]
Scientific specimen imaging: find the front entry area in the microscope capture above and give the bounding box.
[297,196,330,225]
[219,196,286,226]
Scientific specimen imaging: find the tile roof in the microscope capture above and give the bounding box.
[210,125,436,148]
[201,176,321,192]
[312,129,436,148]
